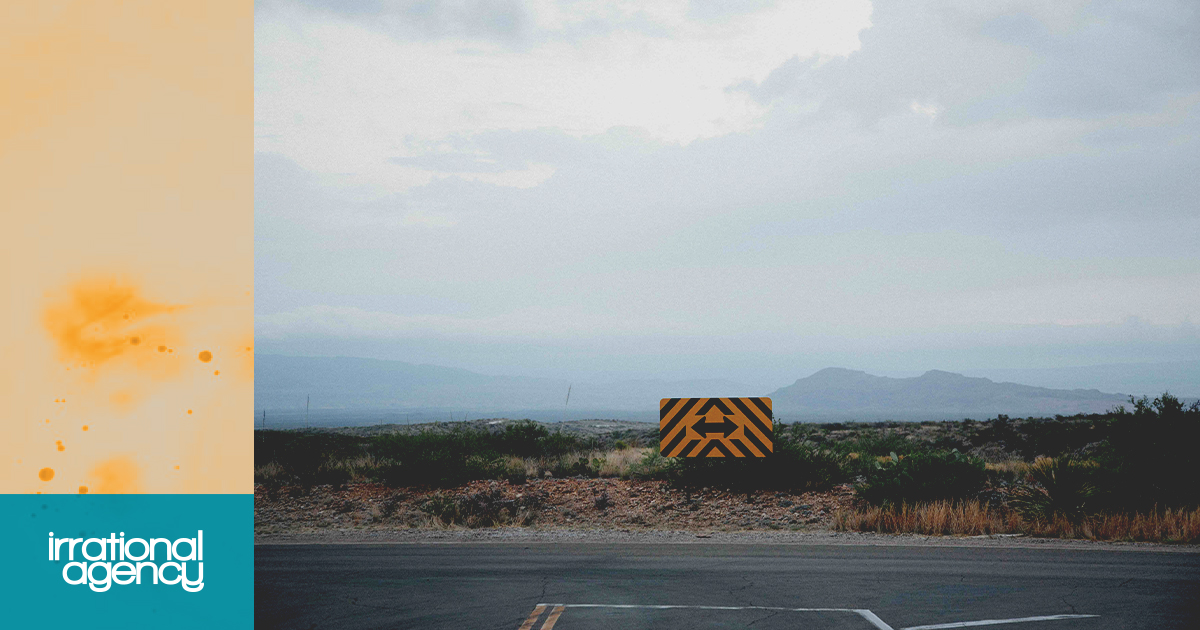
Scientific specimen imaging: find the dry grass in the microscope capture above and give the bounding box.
[597,447,654,477]
[254,461,285,484]
[833,501,1022,536]
[985,460,1030,475]
[833,501,1200,543]
[524,447,661,479]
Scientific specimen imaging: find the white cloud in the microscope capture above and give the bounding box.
[254,1,1200,382]
[255,0,872,193]
[909,99,940,118]
[255,303,710,340]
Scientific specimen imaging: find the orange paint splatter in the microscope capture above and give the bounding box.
[81,425,89,431]
[38,467,54,481]
[174,465,180,470]
[56,441,65,452]
[213,370,220,376]
[91,457,142,493]
[168,348,174,353]
[158,345,166,352]
[78,486,89,494]
[41,278,181,368]
[198,350,212,362]
[187,409,193,415]
[109,390,137,410]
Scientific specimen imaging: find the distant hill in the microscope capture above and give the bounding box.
[768,368,1129,419]
[962,360,1200,399]
[255,354,752,414]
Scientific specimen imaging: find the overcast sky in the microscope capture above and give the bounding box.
[254,0,1200,387]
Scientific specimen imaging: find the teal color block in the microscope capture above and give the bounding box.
[0,494,252,629]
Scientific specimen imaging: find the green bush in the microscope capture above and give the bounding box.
[857,450,987,506]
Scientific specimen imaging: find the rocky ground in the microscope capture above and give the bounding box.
[255,477,858,539]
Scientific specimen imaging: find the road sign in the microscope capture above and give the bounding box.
[659,397,773,457]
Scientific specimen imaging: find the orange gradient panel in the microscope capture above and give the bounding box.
[0,2,252,493]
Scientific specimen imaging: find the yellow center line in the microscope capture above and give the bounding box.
[517,604,546,630]
[539,605,565,630]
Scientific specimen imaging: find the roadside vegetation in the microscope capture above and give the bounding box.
[256,392,1200,542]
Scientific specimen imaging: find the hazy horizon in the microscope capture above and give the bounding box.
[256,1,1199,388]
[253,352,1199,419]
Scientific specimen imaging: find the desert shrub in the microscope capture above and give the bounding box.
[255,430,367,485]
[369,424,592,487]
[254,461,286,487]
[828,432,928,459]
[669,438,845,492]
[1009,456,1100,520]
[498,457,528,485]
[1100,393,1200,510]
[295,464,351,489]
[627,449,672,480]
[857,450,987,506]
[546,454,603,478]
[1013,417,1110,460]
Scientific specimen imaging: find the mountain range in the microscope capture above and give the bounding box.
[766,368,1128,419]
[256,354,1166,423]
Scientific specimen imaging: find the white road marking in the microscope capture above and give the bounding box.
[531,604,1097,629]
[901,614,1100,629]
[855,609,898,630]
[536,604,894,627]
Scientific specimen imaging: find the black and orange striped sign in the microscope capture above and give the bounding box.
[659,397,773,457]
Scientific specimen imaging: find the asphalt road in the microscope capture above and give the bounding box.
[255,542,1200,630]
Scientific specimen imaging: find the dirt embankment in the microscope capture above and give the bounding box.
[255,477,857,538]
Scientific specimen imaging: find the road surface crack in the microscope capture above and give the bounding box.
[747,610,781,627]
[345,596,404,612]
[728,575,756,604]
[1059,585,1080,614]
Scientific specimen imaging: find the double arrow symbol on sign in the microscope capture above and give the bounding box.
[691,416,739,438]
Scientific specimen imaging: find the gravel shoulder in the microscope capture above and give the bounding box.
[256,526,1199,552]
